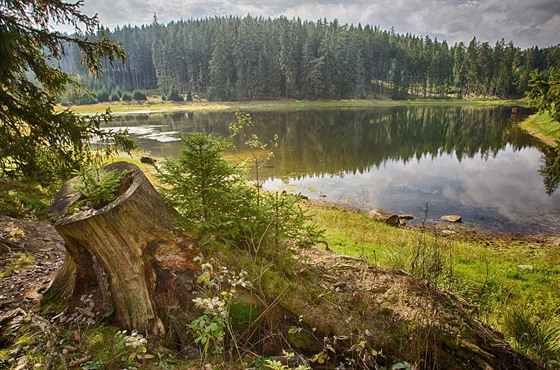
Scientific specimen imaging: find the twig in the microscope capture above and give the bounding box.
[69,355,95,368]
[0,238,25,252]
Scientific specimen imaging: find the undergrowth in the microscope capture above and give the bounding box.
[0,179,51,220]
[308,200,560,367]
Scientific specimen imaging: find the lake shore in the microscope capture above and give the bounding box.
[519,111,560,146]
[61,97,527,115]
[67,96,558,145]
[98,100,557,237]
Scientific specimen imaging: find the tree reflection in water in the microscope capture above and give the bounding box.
[541,142,560,195]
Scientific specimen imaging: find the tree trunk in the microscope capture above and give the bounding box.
[46,162,199,337]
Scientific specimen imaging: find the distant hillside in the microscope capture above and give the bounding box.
[58,15,560,102]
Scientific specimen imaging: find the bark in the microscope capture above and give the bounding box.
[46,162,199,337]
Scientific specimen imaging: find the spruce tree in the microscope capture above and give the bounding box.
[0,0,134,184]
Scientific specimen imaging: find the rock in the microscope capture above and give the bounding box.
[517,264,534,271]
[140,156,157,165]
[398,214,413,226]
[440,215,462,223]
[9,346,21,357]
[369,209,400,226]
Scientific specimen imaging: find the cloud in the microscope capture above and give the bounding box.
[76,0,559,48]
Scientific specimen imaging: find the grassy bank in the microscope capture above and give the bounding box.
[305,200,560,363]
[62,97,525,115]
[2,151,558,366]
[520,112,560,146]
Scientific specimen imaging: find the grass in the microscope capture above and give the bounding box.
[61,97,526,115]
[304,200,560,363]
[521,112,560,146]
[0,179,51,220]
[103,154,560,335]
[0,253,36,278]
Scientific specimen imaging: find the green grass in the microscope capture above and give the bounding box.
[521,112,560,146]
[0,179,51,220]
[304,200,560,361]
[61,97,526,115]
[0,253,36,278]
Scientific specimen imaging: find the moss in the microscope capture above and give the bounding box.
[0,179,51,220]
[0,349,11,364]
[379,307,394,317]
[229,295,261,334]
[80,325,119,355]
[0,323,46,368]
[287,329,317,351]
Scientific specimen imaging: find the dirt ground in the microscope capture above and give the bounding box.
[0,216,64,314]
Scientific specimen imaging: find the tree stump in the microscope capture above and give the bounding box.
[46,162,199,337]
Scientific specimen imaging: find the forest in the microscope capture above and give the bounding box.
[59,15,560,103]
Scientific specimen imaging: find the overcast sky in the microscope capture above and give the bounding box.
[73,0,559,49]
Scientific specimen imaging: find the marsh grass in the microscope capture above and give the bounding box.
[504,308,560,366]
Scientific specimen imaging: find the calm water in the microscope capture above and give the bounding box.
[106,106,560,235]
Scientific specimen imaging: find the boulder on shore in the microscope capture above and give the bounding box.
[369,209,400,226]
[441,215,462,223]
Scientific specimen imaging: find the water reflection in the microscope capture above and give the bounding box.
[107,106,560,235]
[540,144,560,195]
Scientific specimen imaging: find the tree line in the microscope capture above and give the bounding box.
[60,15,560,102]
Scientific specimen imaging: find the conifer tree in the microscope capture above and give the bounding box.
[0,0,134,184]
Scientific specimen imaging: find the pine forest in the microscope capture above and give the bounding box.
[59,15,560,104]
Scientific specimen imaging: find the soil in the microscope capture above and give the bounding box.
[0,216,64,313]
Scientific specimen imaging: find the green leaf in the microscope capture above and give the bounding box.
[392,362,411,370]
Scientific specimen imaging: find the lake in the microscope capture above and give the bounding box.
[105,106,560,235]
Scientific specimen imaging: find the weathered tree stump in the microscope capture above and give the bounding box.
[46,162,199,337]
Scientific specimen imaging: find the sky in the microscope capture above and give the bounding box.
[72,0,559,49]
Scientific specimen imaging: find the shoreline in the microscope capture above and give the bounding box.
[62,97,527,115]
[519,112,560,147]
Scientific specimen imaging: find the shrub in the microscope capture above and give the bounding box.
[110,88,122,101]
[121,92,133,102]
[70,165,128,210]
[132,90,147,101]
[157,128,319,251]
[96,90,110,102]
[59,85,97,105]
[166,88,183,102]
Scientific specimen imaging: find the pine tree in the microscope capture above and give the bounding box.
[0,0,134,184]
